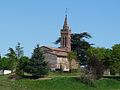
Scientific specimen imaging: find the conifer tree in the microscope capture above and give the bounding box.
[25,44,49,78]
[6,48,17,73]
[15,42,24,59]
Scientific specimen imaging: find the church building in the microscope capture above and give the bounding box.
[40,15,79,71]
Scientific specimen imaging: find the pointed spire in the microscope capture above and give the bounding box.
[63,8,69,29]
[63,15,68,28]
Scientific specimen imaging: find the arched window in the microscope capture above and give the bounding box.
[65,37,67,47]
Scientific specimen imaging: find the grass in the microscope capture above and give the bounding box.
[0,74,120,90]
[48,71,80,77]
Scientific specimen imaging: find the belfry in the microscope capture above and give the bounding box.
[60,15,71,52]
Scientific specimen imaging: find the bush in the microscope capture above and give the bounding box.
[87,56,105,79]
[80,75,95,87]
[80,68,95,87]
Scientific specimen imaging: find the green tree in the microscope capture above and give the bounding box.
[0,57,10,74]
[25,45,49,78]
[15,42,24,59]
[67,51,77,72]
[111,44,120,74]
[55,32,92,65]
[17,56,29,76]
[6,48,18,73]
[0,55,1,59]
[87,47,112,69]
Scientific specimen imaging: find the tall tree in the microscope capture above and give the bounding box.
[111,44,120,74]
[55,32,92,65]
[15,42,24,59]
[25,45,49,78]
[6,48,17,73]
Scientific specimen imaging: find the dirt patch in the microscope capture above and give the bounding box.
[37,78,52,80]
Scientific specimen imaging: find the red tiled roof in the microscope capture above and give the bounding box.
[40,46,68,57]
[41,46,67,52]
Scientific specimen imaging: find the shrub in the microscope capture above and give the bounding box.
[80,68,95,87]
[87,56,105,79]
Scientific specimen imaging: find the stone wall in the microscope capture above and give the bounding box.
[44,53,57,71]
[71,59,79,70]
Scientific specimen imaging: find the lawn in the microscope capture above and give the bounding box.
[48,71,80,77]
[0,75,120,90]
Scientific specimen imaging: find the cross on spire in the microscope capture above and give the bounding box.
[65,8,68,16]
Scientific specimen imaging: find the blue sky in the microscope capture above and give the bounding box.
[0,0,120,56]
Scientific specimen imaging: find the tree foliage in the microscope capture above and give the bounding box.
[55,32,92,65]
[17,56,29,76]
[87,45,120,75]
[111,44,120,74]
[87,47,112,69]
[25,45,49,78]
[6,48,18,73]
[0,57,10,73]
[15,42,24,59]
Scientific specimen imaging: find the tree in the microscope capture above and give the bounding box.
[6,48,18,73]
[25,45,49,78]
[111,44,120,74]
[71,33,92,65]
[17,56,29,76]
[87,56,105,79]
[55,32,92,65]
[15,42,24,59]
[87,47,112,69]
[0,57,10,74]
[0,55,1,59]
[67,51,77,72]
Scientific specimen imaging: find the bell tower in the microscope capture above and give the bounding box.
[60,15,71,52]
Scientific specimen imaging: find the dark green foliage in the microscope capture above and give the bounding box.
[18,56,29,71]
[0,57,10,72]
[111,44,120,74]
[71,32,92,65]
[6,48,18,73]
[55,32,92,65]
[0,55,1,59]
[25,45,49,78]
[87,47,112,70]
[87,45,120,75]
[17,56,29,76]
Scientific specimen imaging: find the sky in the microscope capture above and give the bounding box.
[0,0,120,56]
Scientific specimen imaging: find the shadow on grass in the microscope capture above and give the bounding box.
[22,75,40,79]
[8,74,41,80]
[103,76,120,81]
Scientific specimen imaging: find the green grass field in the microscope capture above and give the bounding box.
[0,75,120,90]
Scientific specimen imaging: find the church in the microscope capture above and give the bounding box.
[40,15,79,71]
